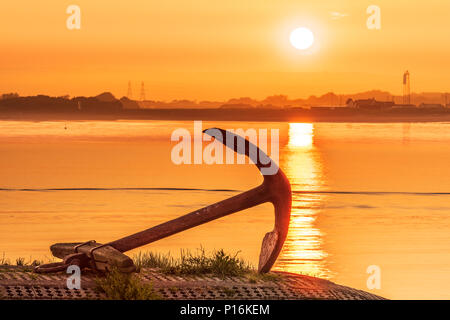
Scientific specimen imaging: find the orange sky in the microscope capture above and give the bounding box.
[1,0,450,100]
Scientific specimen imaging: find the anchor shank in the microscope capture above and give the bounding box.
[108,184,269,253]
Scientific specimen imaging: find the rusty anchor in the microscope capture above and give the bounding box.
[35,128,292,274]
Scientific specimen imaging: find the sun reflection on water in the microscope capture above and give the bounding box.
[288,123,314,148]
[274,123,331,279]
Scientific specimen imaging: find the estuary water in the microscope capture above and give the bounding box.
[0,120,449,299]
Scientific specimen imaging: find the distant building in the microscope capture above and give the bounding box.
[346,98,394,110]
[403,71,411,105]
[419,103,444,109]
[220,103,254,109]
[311,106,335,111]
[1,93,19,100]
[391,104,416,109]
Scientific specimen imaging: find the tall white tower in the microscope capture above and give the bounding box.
[403,71,411,105]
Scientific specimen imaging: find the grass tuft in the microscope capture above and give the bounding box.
[0,253,10,266]
[222,287,237,297]
[0,254,44,267]
[245,271,282,283]
[0,249,284,286]
[134,248,253,278]
[15,257,25,266]
[95,267,161,300]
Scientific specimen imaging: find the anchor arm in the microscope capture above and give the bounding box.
[108,184,269,253]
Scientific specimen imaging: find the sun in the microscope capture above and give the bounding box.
[290,27,315,50]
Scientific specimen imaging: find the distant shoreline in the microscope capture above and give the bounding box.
[1,108,450,123]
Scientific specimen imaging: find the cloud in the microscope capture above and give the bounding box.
[329,11,349,20]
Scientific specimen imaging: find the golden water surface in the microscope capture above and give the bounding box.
[1,120,450,299]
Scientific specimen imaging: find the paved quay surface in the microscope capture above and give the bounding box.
[0,266,385,300]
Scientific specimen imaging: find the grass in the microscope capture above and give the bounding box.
[221,287,237,298]
[133,248,253,279]
[95,267,161,300]
[0,254,44,274]
[96,246,283,300]
[245,271,282,283]
[0,253,44,268]
[0,249,287,301]
[168,286,178,294]
[0,253,10,266]
[133,247,284,283]
[15,257,25,266]
[0,248,282,284]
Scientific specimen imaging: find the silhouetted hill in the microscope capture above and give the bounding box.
[95,92,117,102]
[120,96,140,109]
[0,94,122,113]
[0,95,77,112]
[72,96,122,112]
[1,89,449,112]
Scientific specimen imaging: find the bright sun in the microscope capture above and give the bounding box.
[290,27,314,50]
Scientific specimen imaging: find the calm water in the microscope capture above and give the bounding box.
[1,120,450,299]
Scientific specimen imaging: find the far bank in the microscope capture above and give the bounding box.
[2,108,450,123]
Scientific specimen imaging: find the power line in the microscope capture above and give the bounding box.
[140,81,146,101]
[127,81,133,99]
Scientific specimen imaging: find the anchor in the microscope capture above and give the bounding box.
[35,128,292,274]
